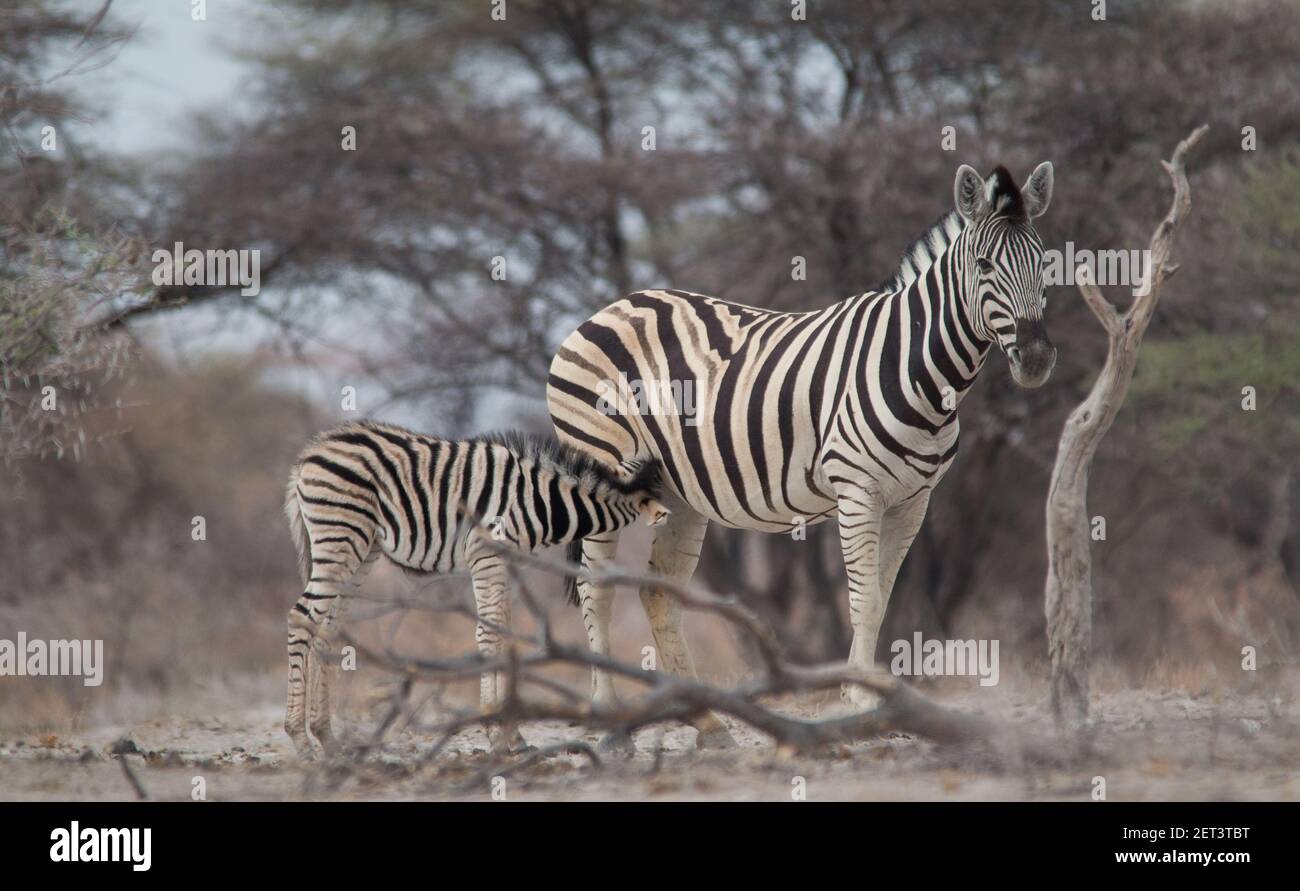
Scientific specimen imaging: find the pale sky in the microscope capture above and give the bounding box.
[86,0,263,156]
[73,0,519,428]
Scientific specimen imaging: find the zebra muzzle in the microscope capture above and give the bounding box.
[1008,318,1057,388]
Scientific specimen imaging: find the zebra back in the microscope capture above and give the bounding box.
[286,421,665,580]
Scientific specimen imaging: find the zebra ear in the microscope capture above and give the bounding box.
[954,164,990,222]
[1022,161,1054,218]
[642,498,670,527]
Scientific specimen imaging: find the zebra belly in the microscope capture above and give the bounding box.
[375,522,466,575]
[660,443,953,528]
[669,466,840,531]
[613,410,836,531]
[819,418,960,510]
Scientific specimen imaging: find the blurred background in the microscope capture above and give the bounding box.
[2,0,1298,731]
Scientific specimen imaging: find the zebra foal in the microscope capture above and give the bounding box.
[282,420,668,758]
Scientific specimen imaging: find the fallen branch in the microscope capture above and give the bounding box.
[317,543,1061,785]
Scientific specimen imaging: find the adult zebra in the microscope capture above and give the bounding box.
[547,163,1056,747]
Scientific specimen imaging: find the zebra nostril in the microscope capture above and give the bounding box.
[1012,339,1056,386]
[1007,345,1022,364]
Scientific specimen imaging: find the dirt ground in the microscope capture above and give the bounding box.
[4,677,1297,802]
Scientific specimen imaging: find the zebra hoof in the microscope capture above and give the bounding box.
[310,726,336,754]
[291,738,323,762]
[695,726,739,750]
[597,730,637,756]
[840,683,882,712]
[496,739,535,756]
[488,727,534,756]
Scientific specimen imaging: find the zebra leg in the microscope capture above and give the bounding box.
[285,608,318,759]
[640,507,737,749]
[307,549,379,753]
[877,491,932,608]
[576,532,640,753]
[578,531,622,710]
[465,535,528,754]
[286,548,365,760]
[835,483,886,710]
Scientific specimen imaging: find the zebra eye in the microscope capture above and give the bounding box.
[976,258,994,275]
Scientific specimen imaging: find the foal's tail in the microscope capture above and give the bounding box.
[284,465,311,586]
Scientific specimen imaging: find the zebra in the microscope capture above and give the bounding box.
[282,420,669,758]
[547,162,1056,748]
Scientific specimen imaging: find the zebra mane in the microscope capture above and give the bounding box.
[467,429,662,499]
[986,164,1029,221]
[875,165,1030,294]
[875,209,967,294]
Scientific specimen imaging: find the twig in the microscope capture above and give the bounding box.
[108,738,148,800]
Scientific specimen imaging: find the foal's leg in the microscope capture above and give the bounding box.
[572,530,643,753]
[465,533,528,753]
[307,549,379,753]
[286,535,368,760]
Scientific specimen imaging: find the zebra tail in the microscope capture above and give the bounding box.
[284,465,311,586]
[564,538,583,607]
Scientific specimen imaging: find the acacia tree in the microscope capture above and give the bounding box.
[89,0,1300,662]
[0,0,140,465]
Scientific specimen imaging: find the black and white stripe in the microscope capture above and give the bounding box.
[546,163,1056,738]
[281,420,667,757]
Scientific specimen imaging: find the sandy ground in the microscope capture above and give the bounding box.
[3,680,1297,801]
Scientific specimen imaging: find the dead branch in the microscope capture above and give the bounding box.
[460,740,602,793]
[320,541,1062,788]
[1045,125,1208,726]
[108,737,148,800]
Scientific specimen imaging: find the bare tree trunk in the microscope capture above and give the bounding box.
[1045,125,1208,726]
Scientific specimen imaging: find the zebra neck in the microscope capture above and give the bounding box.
[878,208,991,362]
[877,209,967,294]
[872,240,992,418]
[931,260,994,398]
